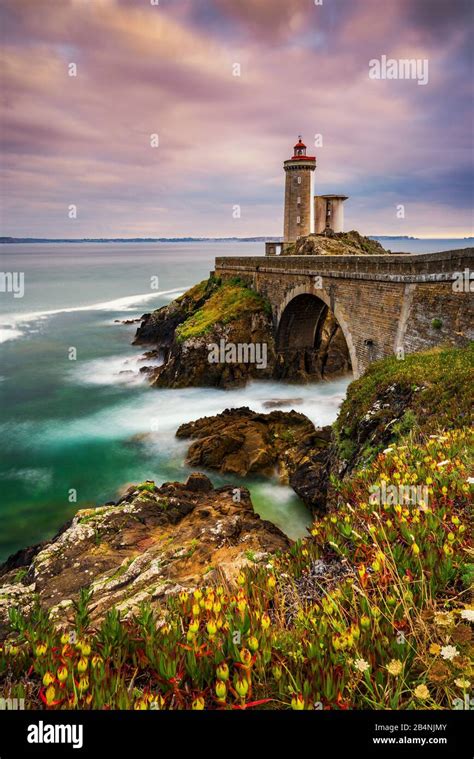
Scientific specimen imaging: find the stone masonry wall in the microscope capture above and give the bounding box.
[283,163,314,242]
[214,248,473,377]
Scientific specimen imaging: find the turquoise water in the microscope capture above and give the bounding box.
[0,239,465,561]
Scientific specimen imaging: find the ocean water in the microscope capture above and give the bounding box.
[0,239,467,561]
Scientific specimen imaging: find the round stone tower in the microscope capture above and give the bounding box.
[283,136,316,243]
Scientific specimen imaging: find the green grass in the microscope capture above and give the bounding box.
[175,281,271,342]
[334,343,474,465]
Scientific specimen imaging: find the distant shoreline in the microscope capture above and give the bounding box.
[1,235,473,244]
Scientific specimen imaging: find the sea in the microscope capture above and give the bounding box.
[0,238,470,561]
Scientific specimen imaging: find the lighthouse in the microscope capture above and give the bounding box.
[283,136,316,243]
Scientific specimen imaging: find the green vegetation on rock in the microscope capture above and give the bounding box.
[334,343,473,468]
[175,280,271,343]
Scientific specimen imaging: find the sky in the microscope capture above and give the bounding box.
[1,0,473,239]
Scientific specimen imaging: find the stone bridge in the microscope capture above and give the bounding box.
[214,248,473,378]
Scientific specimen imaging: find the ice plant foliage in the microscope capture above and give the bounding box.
[0,429,472,710]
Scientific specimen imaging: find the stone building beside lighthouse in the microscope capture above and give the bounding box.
[266,136,349,255]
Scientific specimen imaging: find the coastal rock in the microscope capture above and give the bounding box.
[177,407,332,510]
[285,230,390,256]
[134,278,277,389]
[133,277,351,388]
[0,475,289,634]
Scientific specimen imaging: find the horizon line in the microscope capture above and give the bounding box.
[2,235,473,243]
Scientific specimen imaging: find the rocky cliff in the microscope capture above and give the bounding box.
[134,276,351,388]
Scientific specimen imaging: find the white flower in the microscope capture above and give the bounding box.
[436,460,450,468]
[460,609,474,622]
[440,645,458,661]
[467,477,474,485]
[354,658,370,673]
[383,448,393,454]
[454,678,471,689]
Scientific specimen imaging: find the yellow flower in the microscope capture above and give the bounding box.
[411,543,420,556]
[206,620,217,637]
[291,694,305,711]
[79,641,91,656]
[434,611,454,627]
[45,685,56,706]
[267,575,276,590]
[272,665,282,681]
[192,696,205,710]
[454,678,471,689]
[78,676,89,693]
[42,671,55,687]
[35,643,47,657]
[261,612,271,630]
[429,643,441,655]
[57,665,68,683]
[216,662,229,681]
[247,636,259,652]
[188,619,199,634]
[414,684,429,700]
[215,681,227,701]
[77,656,88,673]
[235,678,249,698]
[387,659,403,677]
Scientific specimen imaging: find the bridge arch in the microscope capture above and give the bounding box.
[275,284,359,377]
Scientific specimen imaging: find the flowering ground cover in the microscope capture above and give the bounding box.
[1,347,472,710]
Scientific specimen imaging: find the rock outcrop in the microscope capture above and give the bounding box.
[133,277,351,388]
[0,474,289,635]
[285,230,390,256]
[177,407,332,511]
[134,278,277,388]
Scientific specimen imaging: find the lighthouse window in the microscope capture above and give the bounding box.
[296,216,301,224]
[297,196,301,205]
[297,176,301,184]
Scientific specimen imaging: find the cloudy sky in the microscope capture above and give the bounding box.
[1,0,473,238]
